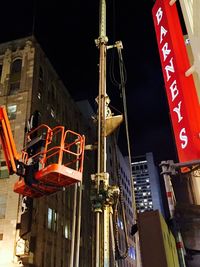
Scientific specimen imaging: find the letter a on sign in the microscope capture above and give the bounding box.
[152,0,200,163]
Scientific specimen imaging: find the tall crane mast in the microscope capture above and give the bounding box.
[93,1,141,266]
[93,0,122,266]
[95,0,110,265]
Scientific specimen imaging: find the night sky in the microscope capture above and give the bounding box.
[0,0,179,165]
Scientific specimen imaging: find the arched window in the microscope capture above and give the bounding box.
[11,59,22,74]
[9,58,22,95]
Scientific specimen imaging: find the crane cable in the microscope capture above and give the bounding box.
[112,133,129,259]
[109,43,139,258]
[116,45,138,229]
[110,47,127,90]
[108,0,138,260]
[109,46,131,259]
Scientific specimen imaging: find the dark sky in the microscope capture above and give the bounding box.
[0,0,178,165]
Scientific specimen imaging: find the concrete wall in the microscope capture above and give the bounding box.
[138,210,180,267]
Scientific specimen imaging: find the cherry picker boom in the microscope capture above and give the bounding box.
[0,106,85,198]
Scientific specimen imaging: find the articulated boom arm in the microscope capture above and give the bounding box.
[0,106,85,198]
[0,106,20,174]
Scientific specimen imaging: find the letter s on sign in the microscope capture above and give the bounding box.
[179,128,188,149]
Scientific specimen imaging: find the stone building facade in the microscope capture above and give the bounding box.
[0,36,96,267]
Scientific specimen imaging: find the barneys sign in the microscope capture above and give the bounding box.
[152,0,200,163]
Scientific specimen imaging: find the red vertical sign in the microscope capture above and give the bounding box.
[152,0,200,163]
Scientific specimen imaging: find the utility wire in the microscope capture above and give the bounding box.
[108,0,139,260]
[116,47,137,221]
[112,133,129,259]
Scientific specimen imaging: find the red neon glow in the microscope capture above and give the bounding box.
[152,0,200,163]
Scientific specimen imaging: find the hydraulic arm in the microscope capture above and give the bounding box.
[0,106,20,174]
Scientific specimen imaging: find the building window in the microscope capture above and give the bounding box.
[9,82,20,95]
[7,104,17,120]
[39,66,44,82]
[0,159,9,179]
[53,210,58,232]
[11,59,22,73]
[0,233,3,240]
[0,144,9,179]
[9,59,22,95]
[117,218,124,230]
[64,222,71,239]
[51,107,55,118]
[37,91,41,100]
[128,246,136,260]
[47,208,53,229]
[38,66,44,102]
[47,208,58,231]
[0,194,7,219]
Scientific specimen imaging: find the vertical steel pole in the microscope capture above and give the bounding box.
[70,141,82,267]
[75,182,82,267]
[69,184,77,267]
[96,0,109,266]
[161,162,186,267]
[161,163,176,218]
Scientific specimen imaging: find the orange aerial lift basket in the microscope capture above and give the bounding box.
[0,106,85,197]
[13,124,85,197]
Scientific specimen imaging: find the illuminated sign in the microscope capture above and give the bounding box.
[152,0,200,163]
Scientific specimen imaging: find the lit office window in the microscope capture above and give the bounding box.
[64,225,69,238]
[129,246,136,260]
[47,208,58,231]
[64,222,71,239]
[37,91,41,100]
[47,208,53,229]
[51,107,55,118]
[53,210,58,232]
[7,104,17,120]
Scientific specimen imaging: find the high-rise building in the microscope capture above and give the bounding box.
[132,152,165,217]
[107,137,136,267]
[0,36,96,267]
